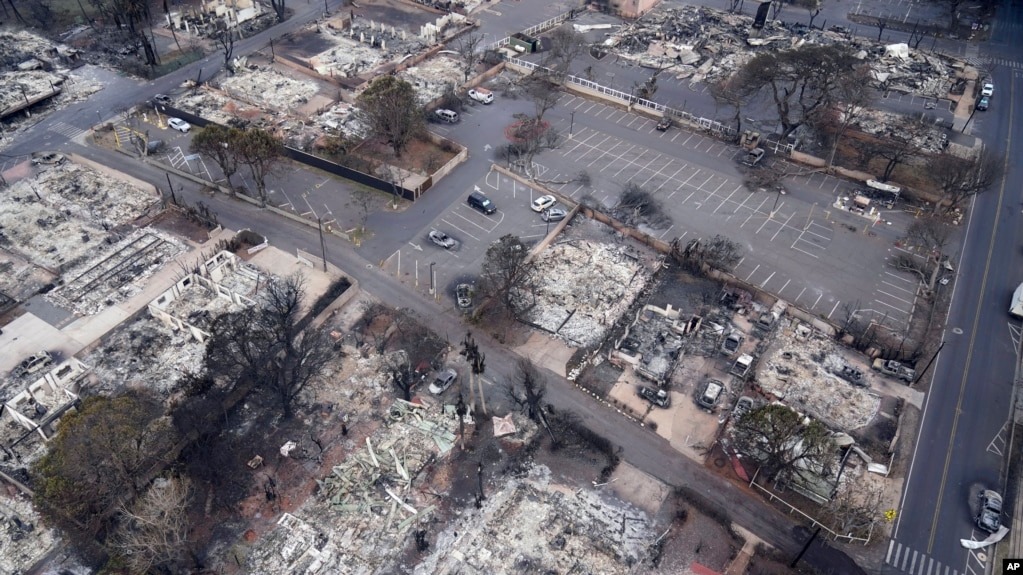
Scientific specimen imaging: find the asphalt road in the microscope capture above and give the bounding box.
[884,3,1023,574]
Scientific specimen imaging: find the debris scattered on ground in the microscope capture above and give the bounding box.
[219,65,320,112]
[399,55,465,104]
[755,323,881,430]
[518,240,654,348]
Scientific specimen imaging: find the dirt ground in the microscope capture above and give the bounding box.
[357,135,459,176]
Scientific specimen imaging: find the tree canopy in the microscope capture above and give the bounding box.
[731,403,836,482]
[357,76,424,157]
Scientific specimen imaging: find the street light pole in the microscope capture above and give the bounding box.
[570,111,575,136]
[317,216,328,272]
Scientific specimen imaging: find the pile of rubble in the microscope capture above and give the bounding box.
[519,240,651,348]
[0,162,161,272]
[218,65,321,112]
[0,491,59,575]
[0,70,66,114]
[756,324,880,430]
[173,88,265,127]
[416,465,653,574]
[399,55,466,105]
[308,19,424,78]
[609,4,959,98]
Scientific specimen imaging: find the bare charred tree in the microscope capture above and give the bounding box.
[822,67,875,170]
[615,182,672,229]
[32,390,179,555]
[731,404,836,483]
[709,74,752,140]
[456,30,485,82]
[735,44,861,138]
[479,234,536,318]
[382,308,446,400]
[850,116,928,181]
[875,17,888,41]
[234,127,282,205]
[897,218,955,291]
[190,124,243,190]
[927,146,1002,214]
[3,0,27,25]
[506,358,547,423]
[269,0,286,22]
[356,76,424,158]
[539,27,586,83]
[111,475,193,574]
[204,274,332,417]
[791,0,822,28]
[821,480,884,539]
[672,234,743,273]
[216,27,236,74]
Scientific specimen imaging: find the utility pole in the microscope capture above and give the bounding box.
[317,216,328,272]
[789,527,821,568]
[913,340,945,386]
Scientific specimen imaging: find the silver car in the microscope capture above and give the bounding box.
[429,368,458,394]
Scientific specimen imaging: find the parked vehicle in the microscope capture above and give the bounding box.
[743,148,765,166]
[655,116,672,131]
[435,108,459,123]
[541,207,568,222]
[468,87,494,104]
[976,96,990,111]
[428,230,456,249]
[981,82,994,97]
[168,118,191,132]
[871,358,916,382]
[14,351,53,378]
[467,191,497,214]
[976,490,1003,533]
[429,368,458,394]
[721,331,743,355]
[456,284,473,309]
[531,195,557,213]
[152,94,173,106]
[639,386,670,408]
[696,380,724,410]
[834,365,867,387]
[733,396,755,419]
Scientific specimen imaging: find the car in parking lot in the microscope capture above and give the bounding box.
[743,148,765,167]
[541,207,567,222]
[468,87,493,104]
[429,368,458,394]
[656,116,672,131]
[13,351,53,378]
[456,284,473,308]
[976,96,990,111]
[981,82,994,97]
[467,191,497,214]
[531,195,557,212]
[434,109,459,123]
[428,230,456,249]
[168,118,191,132]
[152,93,173,106]
[976,489,1003,533]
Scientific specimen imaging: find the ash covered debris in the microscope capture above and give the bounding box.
[756,323,881,430]
[219,66,321,113]
[517,240,654,348]
[611,304,691,385]
[607,4,961,98]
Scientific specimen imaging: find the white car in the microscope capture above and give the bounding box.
[429,230,456,249]
[531,195,556,213]
[468,87,494,104]
[428,368,458,394]
[981,83,994,97]
[168,118,191,133]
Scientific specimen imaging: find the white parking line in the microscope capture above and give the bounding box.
[876,289,915,306]
[566,131,600,155]
[671,131,682,142]
[779,279,791,294]
[576,135,612,162]
[770,213,796,241]
[641,161,673,188]
[790,244,820,259]
[761,271,776,288]
[697,175,714,191]
[611,146,641,177]
[586,139,623,167]
[884,271,916,284]
[654,166,687,193]
[880,280,916,295]
[874,298,910,314]
[744,264,761,282]
[713,185,742,213]
[626,116,641,127]
[829,300,841,318]
[796,287,806,301]
[440,217,482,241]
[813,292,824,308]
[682,133,695,145]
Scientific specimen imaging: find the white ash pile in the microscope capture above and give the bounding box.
[756,325,880,430]
[417,465,652,574]
[610,4,961,95]
[307,19,427,78]
[0,29,63,64]
[0,70,66,113]
[517,240,650,348]
[218,65,320,112]
[312,101,366,139]
[853,108,949,152]
[0,163,160,273]
[82,314,207,397]
[173,88,263,127]
[0,489,59,575]
[399,55,465,105]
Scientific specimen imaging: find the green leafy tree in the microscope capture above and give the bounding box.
[731,403,836,483]
[235,128,282,206]
[32,390,177,553]
[190,124,243,190]
[357,76,424,158]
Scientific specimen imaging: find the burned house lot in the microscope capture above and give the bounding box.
[0,0,1001,570]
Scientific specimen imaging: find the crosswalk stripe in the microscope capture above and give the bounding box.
[885,540,961,575]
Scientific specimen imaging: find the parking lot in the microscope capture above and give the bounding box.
[523,94,922,330]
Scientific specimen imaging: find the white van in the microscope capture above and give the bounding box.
[435,109,459,123]
[468,87,494,104]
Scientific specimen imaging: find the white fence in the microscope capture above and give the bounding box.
[484,8,581,52]
[505,57,795,155]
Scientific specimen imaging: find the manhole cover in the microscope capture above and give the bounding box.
[952,327,964,335]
